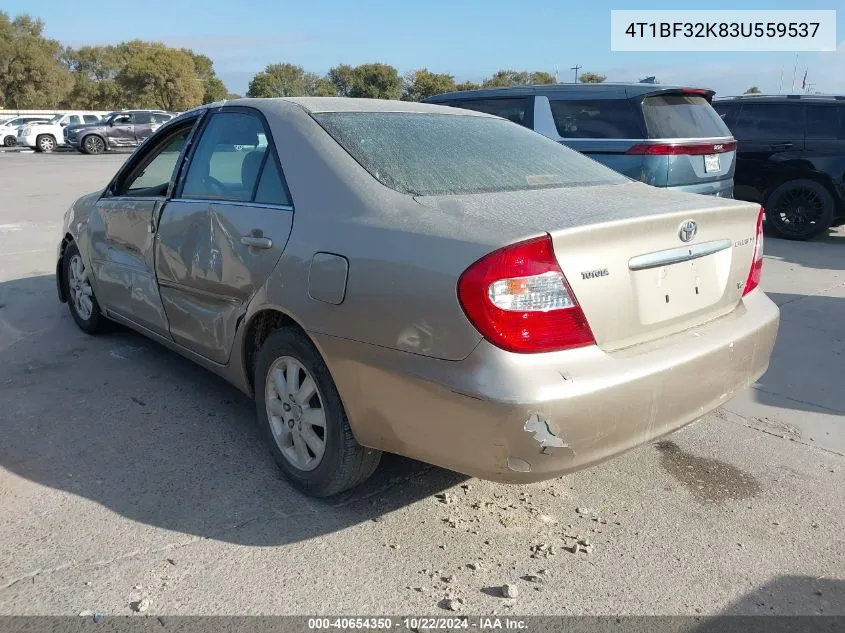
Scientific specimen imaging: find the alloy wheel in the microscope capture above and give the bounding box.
[68,254,94,321]
[264,356,327,471]
[85,136,104,154]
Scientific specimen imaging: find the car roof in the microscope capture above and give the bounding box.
[177,97,496,119]
[423,83,714,102]
[714,94,845,103]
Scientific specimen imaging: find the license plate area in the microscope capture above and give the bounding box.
[631,251,731,325]
[704,154,721,173]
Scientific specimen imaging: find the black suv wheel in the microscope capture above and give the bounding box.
[765,179,835,241]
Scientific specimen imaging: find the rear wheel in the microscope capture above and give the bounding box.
[764,180,835,240]
[35,134,56,153]
[3,135,16,147]
[255,328,381,497]
[82,135,105,155]
[62,242,109,334]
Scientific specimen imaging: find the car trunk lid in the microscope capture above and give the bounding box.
[417,182,761,353]
[549,200,759,352]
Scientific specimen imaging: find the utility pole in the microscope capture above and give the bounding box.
[778,67,783,93]
[555,66,560,83]
[791,54,799,92]
[570,64,582,84]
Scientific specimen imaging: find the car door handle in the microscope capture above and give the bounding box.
[771,142,793,150]
[240,235,273,249]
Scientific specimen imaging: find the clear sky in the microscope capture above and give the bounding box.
[7,0,844,96]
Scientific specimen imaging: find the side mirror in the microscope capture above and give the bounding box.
[60,121,69,127]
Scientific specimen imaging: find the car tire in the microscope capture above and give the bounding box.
[764,179,835,241]
[62,241,110,335]
[82,135,105,155]
[35,134,56,153]
[3,135,16,147]
[255,328,381,497]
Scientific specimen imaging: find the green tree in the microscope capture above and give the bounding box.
[246,63,310,97]
[403,68,455,101]
[328,64,356,97]
[579,71,606,83]
[744,86,761,94]
[307,75,337,97]
[226,92,242,99]
[0,13,72,108]
[530,71,556,84]
[185,52,228,103]
[115,45,203,111]
[481,70,555,88]
[454,81,481,91]
[348,63,402,99]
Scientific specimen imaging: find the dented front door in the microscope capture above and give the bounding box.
[88,196,170,336]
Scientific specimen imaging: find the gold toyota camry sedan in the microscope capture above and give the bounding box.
[56,97,779,497]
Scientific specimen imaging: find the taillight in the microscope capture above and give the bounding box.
[457,235,595,354]
[743,207,765,296]
[626,141,737,156]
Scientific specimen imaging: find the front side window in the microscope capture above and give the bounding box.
[181,112,269,201]
[113,114,132,125]
[120,125,192,196]
[314,111,628,196]
[733,104,804,140]
[452,98,531,127]
[66,115,82,126]
[549,99,645,139]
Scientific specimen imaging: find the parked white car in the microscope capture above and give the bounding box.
[0,116,54,147]
[17,111,107,152]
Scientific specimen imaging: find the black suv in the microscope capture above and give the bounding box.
[713,94,845,240]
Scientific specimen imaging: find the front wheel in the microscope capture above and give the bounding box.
[255,328,381,497]
[35,134,56,153]
[82,135,105,155]
[764,180,835,240]
[62,242,109,334]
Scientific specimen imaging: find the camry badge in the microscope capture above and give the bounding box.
[678,220,697,243]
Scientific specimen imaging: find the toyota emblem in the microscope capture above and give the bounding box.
[678,220,697,242]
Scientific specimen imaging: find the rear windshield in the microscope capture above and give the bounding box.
[642,95,731,139]
[313,112,628,196]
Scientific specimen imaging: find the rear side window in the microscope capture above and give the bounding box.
[152,113,171,123]
[313,111,627,196]
[805,105,845,140]
[451,98,531,127]
[733,104,804,140]
[133,112,152,124]
[83,115,100,123]
[642,95,731,139]
[549,99,644,139]
[253,154,291,205]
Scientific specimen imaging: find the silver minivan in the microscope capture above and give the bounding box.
[425,83,736,197]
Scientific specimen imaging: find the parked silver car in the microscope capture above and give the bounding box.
[57,98,778,497]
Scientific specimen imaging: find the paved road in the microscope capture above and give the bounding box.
[0,153,842,616]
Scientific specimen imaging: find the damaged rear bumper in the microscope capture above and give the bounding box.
[313,290,780,483]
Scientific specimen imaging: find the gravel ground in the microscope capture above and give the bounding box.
[0,152,843,616]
